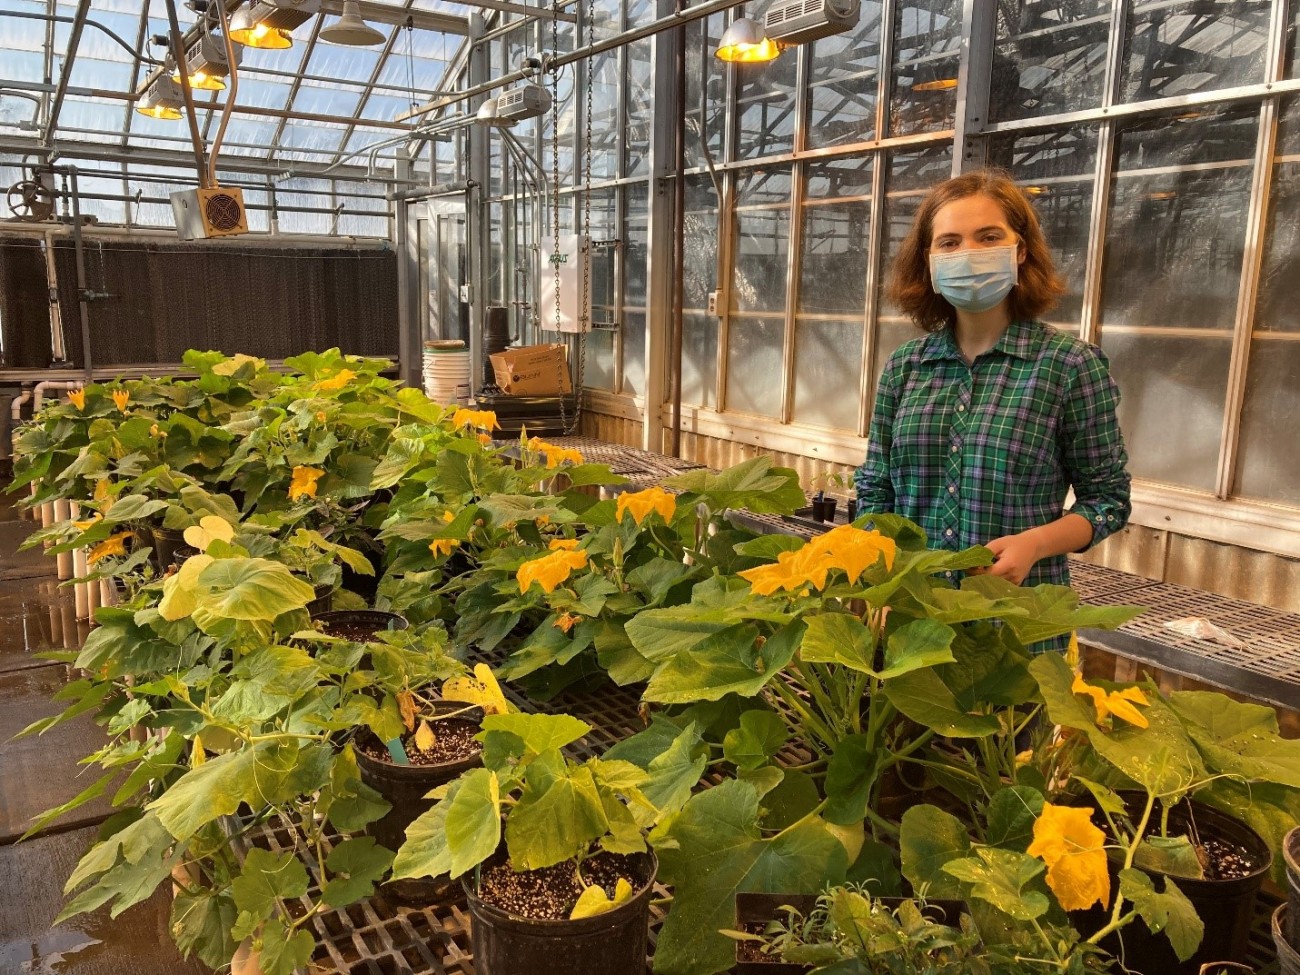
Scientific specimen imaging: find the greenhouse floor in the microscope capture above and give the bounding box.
[0,486,1287,975]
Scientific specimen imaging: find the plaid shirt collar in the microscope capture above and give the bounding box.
[920,320,1039,364]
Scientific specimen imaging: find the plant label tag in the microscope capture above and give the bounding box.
[386,738,410,765]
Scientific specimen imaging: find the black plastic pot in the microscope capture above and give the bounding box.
[310,610,408,640]
[1198,964,1255,975]
[733,892,967,974]
[140,525,188,572]
[305,584,334,616]
[810,495,837,523]
[169,545,200,571]
[354,703,482,905]
[1276,906,1300,975]
[1081,797,1271,975]
[465,851,657,975]
[1285,827,1299,949]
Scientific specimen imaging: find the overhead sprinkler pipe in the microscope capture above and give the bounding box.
[163,0,210,187]
[32,380,85,412]
[208,0,241,188]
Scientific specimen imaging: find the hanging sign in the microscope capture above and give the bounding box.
[538,234,593,334]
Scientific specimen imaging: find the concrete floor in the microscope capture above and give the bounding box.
[0,502,209,974]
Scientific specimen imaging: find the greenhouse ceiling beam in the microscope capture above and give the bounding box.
[0,134,409,184]
[42,0,94,146]
[447,0,574,23]
[399,0,743,121]
[3,78,411,131]
[267,17,326,168]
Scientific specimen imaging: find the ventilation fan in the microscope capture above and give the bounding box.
[170,186,249,240]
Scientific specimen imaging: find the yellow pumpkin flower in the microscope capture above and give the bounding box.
[478,432,493,445]
[806,525,897,583]
[88,532,132,564]
[67,389,86,411]
[517,548,589,594]
[1027,803,1111,912]
[451,408,499,431]
[553,612,581,634]
[527,437,583,468]
[289,466,325,501]
[316,369,356,392]
[1071,672,1150,729]
[429,511,459,557]
[74,514,102,533]
[548,538,580,551]
[739,543,838,596]
[616,486,677,527]
[315,411,328,423]
[112,389,130,413]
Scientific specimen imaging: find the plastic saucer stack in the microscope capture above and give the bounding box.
[423,340,471,405]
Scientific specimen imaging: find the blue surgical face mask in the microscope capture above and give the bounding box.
[929,244,1019,313]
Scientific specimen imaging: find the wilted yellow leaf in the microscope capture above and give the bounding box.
[396,690,418,732]
[414,720,437,753]
[569,878,634,920]
[441,663,510,715]
[183,515,236,553]
[1027,803,1111,912]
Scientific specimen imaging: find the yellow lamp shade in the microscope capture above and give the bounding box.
[229,18,294,49]
[135,76,185,120]
[171,68,226,91]
[138,102,183,120]
[716,17,781,63]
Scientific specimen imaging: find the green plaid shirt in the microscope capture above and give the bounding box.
[855,321,1131,649]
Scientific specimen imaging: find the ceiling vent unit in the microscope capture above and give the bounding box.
[764,0,860,45]
[170,186,249,240]
[495,83,553,123]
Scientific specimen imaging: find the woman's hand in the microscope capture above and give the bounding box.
[983,532,1043,585]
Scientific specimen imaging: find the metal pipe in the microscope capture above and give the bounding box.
[386,180,475,203]
[41,0,93,145]
[40,231,68,365]
[67,170,94,381]
[669,3,686,457]
[399,0,749,121]
[163,0,210,187]
[0,10,164,65]
[207,0,240,188]
[54,499,73,581]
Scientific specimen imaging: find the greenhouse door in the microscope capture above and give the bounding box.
[421,196,468,345]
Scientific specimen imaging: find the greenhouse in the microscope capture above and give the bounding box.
[1,1,1298,973]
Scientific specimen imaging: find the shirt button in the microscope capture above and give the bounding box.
[947,485,957,494]
[944,528,954,537]
[1095,515,1103,523]
[951,445,958,453]
[957,405,966,412]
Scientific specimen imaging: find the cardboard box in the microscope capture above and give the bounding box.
[490,344,573,395]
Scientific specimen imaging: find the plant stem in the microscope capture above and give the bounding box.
[1087,790,1157,946]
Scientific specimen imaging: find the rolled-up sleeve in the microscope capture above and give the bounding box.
[855,363,900,514]
[1061,346,1131,548]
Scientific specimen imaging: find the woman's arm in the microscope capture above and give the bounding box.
[987,346,1131,584]
[854,364,901,513]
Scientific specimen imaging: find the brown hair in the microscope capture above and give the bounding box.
[886,168,1066,333]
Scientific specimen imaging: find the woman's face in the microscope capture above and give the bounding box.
[929,193,1024,263]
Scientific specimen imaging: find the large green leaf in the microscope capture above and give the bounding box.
[882,668,1000,738]
[823,735,883,826]
[984,786,1044,851]
[193,558,316,621]
[643,621,805,705]
[1165,690,1300,789]
[643,724,709,817]
[943,847,1048,921]
[722,711,788,771]
[231,848,309,922]
[662,456,807,515]
[798,612,877,674]
[444,768,502,877]
[170,889,238,969]
[626,576,773,663]
[390,783,456,881]
[962,576,1143,644]
[478,712,591,763]
[899,804,970,899]
[102,493,169,524]
[653,779,848,975]
[505,761,608,870]
[1118,869,1204,962]
[321,838,396,908]
[148,742,292,840]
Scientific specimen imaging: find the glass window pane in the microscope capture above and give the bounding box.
[873,143,953,371]
[683,176,721,409]
[1099,107,1258,492]
[989,127,1100,330]
[799,156,873,316]
[888,0,961,137]
[684,15,726,169]
[1121,1,1270,103]
[731,168,791,314]
[793,319,862,430]
[625,38,653,177]
[589,50,618,180]
[805,3,883,149]
[1289,3,1300,79]
[735,29,798,159]
[990,1,1112,123]
[622,186,648,396]
[726,316,784,417]
[1236,95,1300,503]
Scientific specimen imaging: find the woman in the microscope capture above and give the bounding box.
[854,169,1130,651]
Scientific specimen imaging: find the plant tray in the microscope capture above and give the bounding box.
[779,505,855,534]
